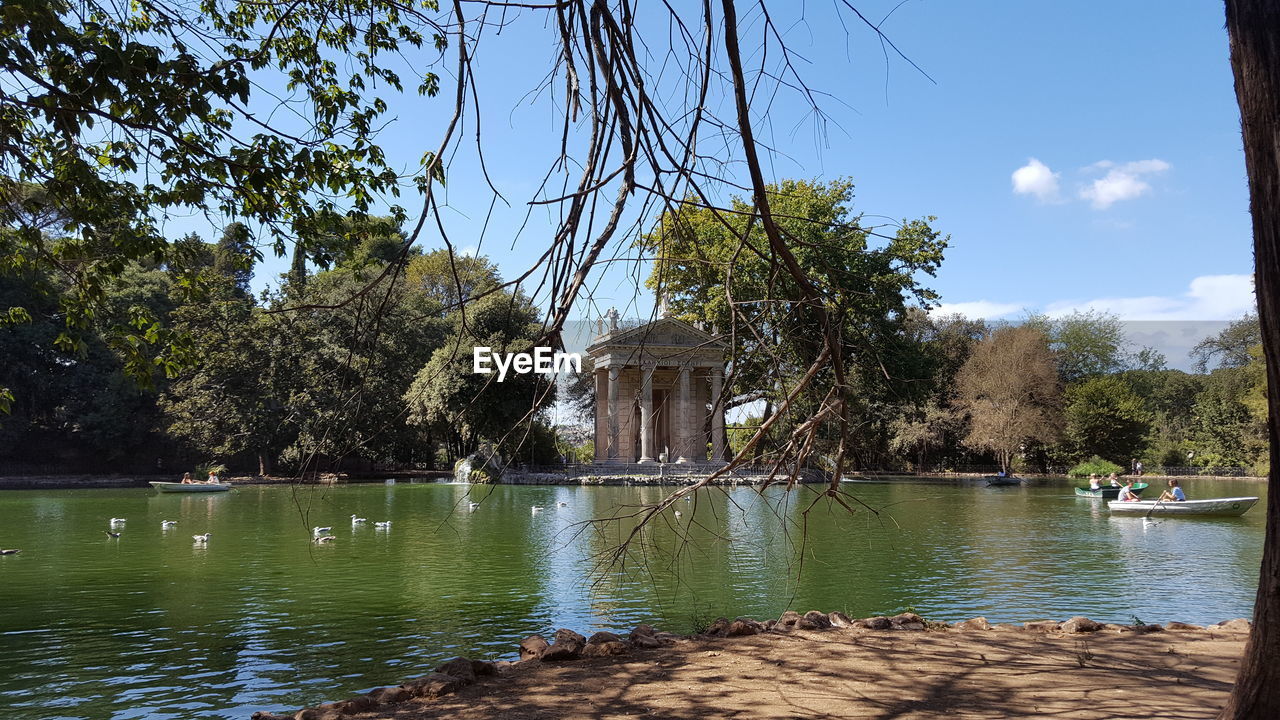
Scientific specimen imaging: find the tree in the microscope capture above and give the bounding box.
[889,401,962,471]
[640,178,947,468]
[892,312,989,469]
[1121,368,1205,466]
[213,223,257,296]
[1062,376,1151,465]
[269,264,447,470]
[404,291,552,462]
[1191,366,1266,468]
[1192,313,1261,372]
[1025,310,1132,383]
[1220,2,1280,716]
[0,261,176,464]
[954,326,1063,473]
[406,250,502,311]
[159,278,280,473]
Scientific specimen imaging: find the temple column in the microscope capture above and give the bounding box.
[675,365,691,463]
[593,367,606,462]
[638,364,654,463]
[710,367,726,464]
[607,366,620,462]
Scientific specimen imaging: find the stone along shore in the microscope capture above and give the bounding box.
[252,611,1252,720]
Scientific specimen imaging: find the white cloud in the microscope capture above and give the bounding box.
[930,300,1023,319]
[1079,158,1171,209]
[933,274,1254,325]
[1011,158,1061,202]
[1043,274,1254,321]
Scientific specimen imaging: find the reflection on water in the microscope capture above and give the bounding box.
[0,478,1265,719]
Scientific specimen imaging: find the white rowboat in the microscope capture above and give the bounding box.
[1108,496,1259,517]
[149,482,232,493]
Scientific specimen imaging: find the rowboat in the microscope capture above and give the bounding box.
[1075,483,1148,499]
[984,476,1023,487]
[1107,496,1259,517]
[148,482,232,493]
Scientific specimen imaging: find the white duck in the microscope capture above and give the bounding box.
[312,526,332,536]
[374,521,392,529]
[109,518,126,525]
[350,514,367,524]
[314,535,337,543]
[192,533,211,543]
[161,520,177,528]
[531,506,544,513]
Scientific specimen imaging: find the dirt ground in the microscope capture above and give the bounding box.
[346,626,1247,720]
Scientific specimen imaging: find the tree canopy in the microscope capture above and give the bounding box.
[639,177,947,471]
[954,325,1063,473]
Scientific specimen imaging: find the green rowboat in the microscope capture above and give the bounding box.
[1074,482,1147,499]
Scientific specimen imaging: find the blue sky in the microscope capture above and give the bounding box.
[224,1,1253,367]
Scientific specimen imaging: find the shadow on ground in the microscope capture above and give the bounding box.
[352,628,1241,719]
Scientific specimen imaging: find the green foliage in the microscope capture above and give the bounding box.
[406,250,502,310]
[1024,310,1133,383]
[405,291,551,455]
[1063,375,1151,464]
[303,215,414,271]
[1067,456,1124,478]
[1191,314,1260,372]
[194,462,229,478]
[558,439,594,464]
[0,260,173,458]
[158,278,280,467]
[1,0,446,387]
[640,178,948,464]
[500,421,562,466]
[213,223,257,296]
[1188,364,1266,467]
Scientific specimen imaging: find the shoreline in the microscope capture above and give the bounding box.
[0,469,1263,491]
[254,611,1252,720]
[0,471,451,491]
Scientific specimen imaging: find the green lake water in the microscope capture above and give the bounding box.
[0,478,1266,719]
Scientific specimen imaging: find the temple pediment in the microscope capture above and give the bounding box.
[587,317,727,353]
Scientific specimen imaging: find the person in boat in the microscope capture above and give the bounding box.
[1117,480,1141,502]
[1108,473,1121,487]
[1159,479,1186,502]
[1088,474,1101,490]
[180,472,195,484]
[996,469,1008,478]
[205,471,220,485]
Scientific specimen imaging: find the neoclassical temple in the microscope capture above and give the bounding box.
[586,311,727,465]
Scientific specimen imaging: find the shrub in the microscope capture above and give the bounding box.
[1068,455,1124,478]
[195,462,229,478]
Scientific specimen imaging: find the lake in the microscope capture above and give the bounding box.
[0,477,1265,719]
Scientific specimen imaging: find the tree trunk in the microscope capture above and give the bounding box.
[1221,2,1280,717]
